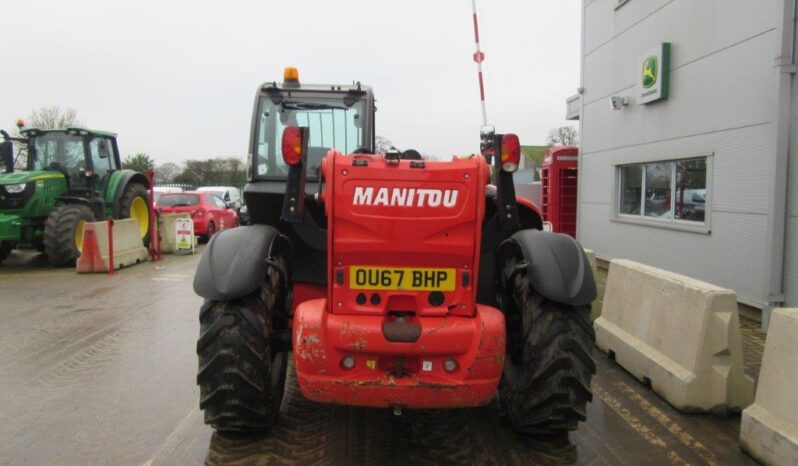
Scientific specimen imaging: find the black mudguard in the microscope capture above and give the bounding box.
[193,224,287,301]
[500,229,596,307]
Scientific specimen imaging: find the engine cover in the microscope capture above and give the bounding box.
[321,152,491,317]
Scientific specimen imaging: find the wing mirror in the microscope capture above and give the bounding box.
[98,140,110,159]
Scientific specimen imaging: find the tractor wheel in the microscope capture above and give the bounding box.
[43,204,96,267]
[498,251,596,436]
[0,242,12,264]
[118,183,151,247]
[196,251,289,432]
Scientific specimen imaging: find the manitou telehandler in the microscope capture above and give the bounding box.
[193,68,597,435]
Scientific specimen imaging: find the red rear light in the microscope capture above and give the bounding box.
[282,126,303,166]
[191,209,205,218]
[500,134,521,173]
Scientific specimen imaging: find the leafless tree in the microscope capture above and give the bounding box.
[155,162,181,183]
[24,105,82,130]
[546,126,579,146]
[375,136,393,154]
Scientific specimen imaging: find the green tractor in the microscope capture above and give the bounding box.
[0,127,152,266]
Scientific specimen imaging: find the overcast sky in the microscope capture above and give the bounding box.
[0,0,581,164]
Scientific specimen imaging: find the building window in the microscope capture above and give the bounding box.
[617,158,708,225]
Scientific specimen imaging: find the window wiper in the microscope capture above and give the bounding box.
[282,102,348,111]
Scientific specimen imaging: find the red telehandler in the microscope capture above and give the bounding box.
[193,68,596,435]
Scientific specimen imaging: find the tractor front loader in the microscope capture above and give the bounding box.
[193,68,596,435]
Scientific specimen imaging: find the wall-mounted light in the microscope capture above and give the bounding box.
[609,96,630,110]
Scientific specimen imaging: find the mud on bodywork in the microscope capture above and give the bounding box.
[293,298,506,408]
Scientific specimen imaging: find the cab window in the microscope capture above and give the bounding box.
[89,138,116,193]
[212,196,227,208]
[255,97,366,180]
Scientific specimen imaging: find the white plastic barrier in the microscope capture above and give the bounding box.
[740,308,798,465]
[594,259,754,413]
[158,213,194,254]
[77,218,149,273]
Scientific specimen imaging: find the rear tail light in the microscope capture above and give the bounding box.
[191,209,205,218]
[500,134,521,173]
[282,126,303,166]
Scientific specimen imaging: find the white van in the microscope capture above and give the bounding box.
[197,186,242,210]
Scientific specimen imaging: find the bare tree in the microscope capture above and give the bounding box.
[546,126,579,146]
[375,136,393,154]
[155,162,181,184]
[25,105,82,130]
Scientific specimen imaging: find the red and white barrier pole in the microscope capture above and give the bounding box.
[156,210,162,259]
[471,0,488,127]
[146,167,161,261]
[107,217,115,276]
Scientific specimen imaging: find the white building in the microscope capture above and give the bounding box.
[570,0,797,328]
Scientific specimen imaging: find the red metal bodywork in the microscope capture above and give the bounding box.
[541,146,578,237]
[292,152,506,408]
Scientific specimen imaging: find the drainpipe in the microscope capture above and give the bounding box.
[763,0,796,330]
[575,0,587,242]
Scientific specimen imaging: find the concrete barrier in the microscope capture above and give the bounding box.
[740,308,798,465]
[584,249,601,321]
[76,218,149,273]
[158,213,194,254]
[594,259,754,413]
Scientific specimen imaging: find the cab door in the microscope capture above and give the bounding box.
[88,137,115,196]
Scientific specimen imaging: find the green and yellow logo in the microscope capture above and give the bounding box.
[642,56,658,88]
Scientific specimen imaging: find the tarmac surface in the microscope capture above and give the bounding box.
[0,248,759,465]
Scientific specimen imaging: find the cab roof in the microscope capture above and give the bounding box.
[20,127,117,138]
[259,80,373,95]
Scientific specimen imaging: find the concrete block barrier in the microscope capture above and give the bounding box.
[594,259,754,413]
[740,308,798,465]
[77,218,149,273]
[158,213,193,254]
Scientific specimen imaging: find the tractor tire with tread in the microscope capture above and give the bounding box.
[43,204,95,267]
[196,252,289,433]
[498,251,596,436]
[117,182,151,246]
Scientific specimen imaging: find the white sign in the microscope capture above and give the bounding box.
[175,218,195,254]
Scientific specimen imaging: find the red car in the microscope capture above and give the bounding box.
[156,191,238,240]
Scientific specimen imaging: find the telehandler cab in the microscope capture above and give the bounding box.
[194,68,597,435]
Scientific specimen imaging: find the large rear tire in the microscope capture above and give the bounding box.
[118,182,151,246]
[498,251,596,436]
[196,252,289,432]
[43,204,95,267]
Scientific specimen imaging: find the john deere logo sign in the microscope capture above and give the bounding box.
[642,56,658,88]
[638,43,670,104]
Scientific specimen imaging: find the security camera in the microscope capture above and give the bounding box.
[609,96,629,110]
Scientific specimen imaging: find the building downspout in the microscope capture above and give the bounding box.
[575,0,587,242]
[763,0,796,330]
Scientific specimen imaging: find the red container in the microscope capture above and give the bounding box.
[541,146,579,238]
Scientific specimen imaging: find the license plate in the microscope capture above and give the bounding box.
[349,266,456,291]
